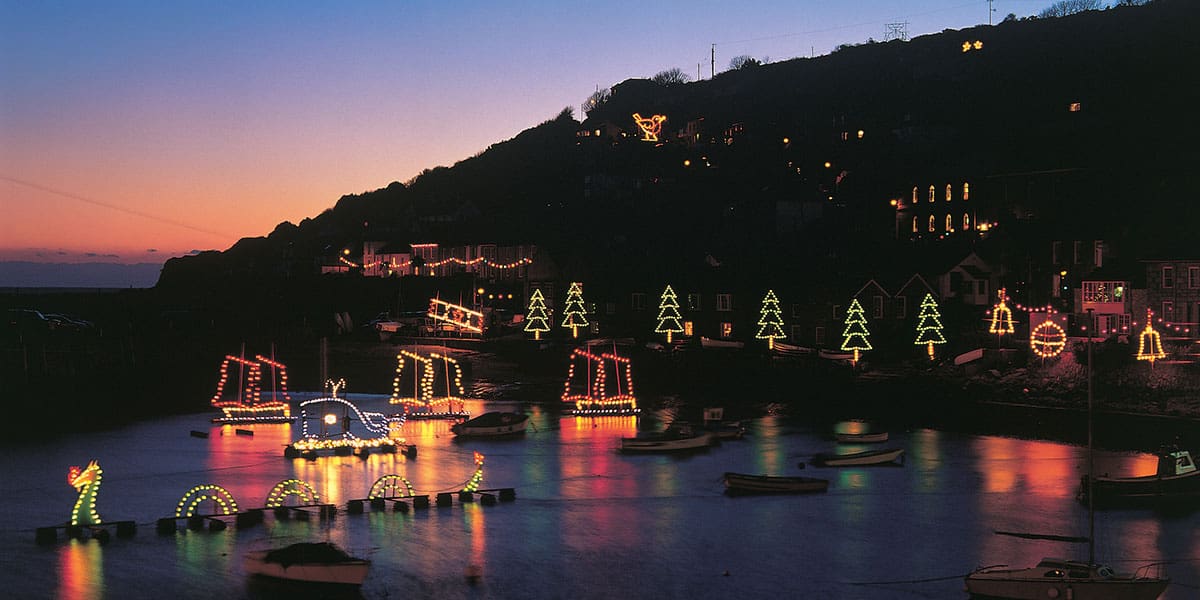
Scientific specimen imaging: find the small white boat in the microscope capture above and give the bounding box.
[244,542,370,586]
[723,472,829,495]
[451,412,529,437]
[834,431,888,443]
[620,423,714,453]
[965,559,1168,600]
[812,447,905,467]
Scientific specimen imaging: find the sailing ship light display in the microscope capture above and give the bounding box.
[285,379,407,458]
[389,350,470,419]
[209,353,293,423]
[562,347,639,415]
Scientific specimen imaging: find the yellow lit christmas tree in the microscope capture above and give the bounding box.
[655,285,685,343]
[560,282,589,339]
[914,293,947,360]
[524,289,551,340]
[840,298,872,365]
[755,289,786,350]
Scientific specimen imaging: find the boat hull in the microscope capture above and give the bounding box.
[451,412,529,437]
[965,570,1168,600]
[620,432,714,453]
[244,552,369,586]
[1082,471,1200,506]
[723,473,829,495]
[834,432,889,443]
[812,448,905,467]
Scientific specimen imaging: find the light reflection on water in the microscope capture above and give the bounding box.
[3,396,1196,599]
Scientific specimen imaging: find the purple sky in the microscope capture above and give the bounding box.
[1,1,1045,267]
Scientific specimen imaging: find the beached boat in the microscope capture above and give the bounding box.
[562,344,639,415]
[965,332,1169,599]
[244,542,369,585]
[772,341,814,356]
[722,472,829,495]
[834,431,889,443]
[620,423,713,453]
[451,411,528,437]
[812,447,905,467]
[1078,448,1200,507]
[818,348,855,361]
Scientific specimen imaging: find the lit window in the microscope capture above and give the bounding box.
[716,294,732,311]
[946,214,954,232]
[912,187,918,203]
[912,216,918,232]
[963,182,970,200]
[857,129,864,139]
[946,184,952,201]
[963,213,970,230]
[929,185,935,203]
[928,215,936,232]
[1069,102,1081,112]
[684,321,693,336]
[720,322,733,338]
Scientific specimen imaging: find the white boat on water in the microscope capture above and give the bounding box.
[620,423,714,453]
[244,542,370,586]
[812,447,905,467]
[834,431,889,443]
[451,412,528,437]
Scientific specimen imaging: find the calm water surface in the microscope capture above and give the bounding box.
[2,393,1197,599]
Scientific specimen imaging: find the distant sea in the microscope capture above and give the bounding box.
[0,261,161,289]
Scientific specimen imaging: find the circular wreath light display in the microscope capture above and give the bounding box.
[1030,320,1067,358]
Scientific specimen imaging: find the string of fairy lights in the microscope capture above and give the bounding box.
[339,255,532,271]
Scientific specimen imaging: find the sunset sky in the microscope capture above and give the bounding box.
[1,1,1034,266]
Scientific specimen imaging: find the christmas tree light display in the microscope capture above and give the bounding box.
[755,289,786,349]
[524,289,551,340]
[655,285,685,343]
[914,293,947,360]
[840,299,872,365]
[68,460,104,526]
[988,288,1014,335]
[1136,309,1167,364]
[561,282,590,339]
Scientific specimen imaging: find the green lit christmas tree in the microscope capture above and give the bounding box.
[914,293,947,360]
[841,298,872,364]
[655,285,685,343]
[756,289,786,349]
[561,282,589,339]
[524,289,551,340]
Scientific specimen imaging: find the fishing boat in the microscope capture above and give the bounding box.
[965,324,1170,599]
[562,344,640,416]
[619,423,713,453]
[811,447,905,467]
[701,407,745,439]
[1078,448,1200,507]
[244,542,369,585]
[722,472,829,495]
[388,348,471,420]
[209,347,294,424]
[450,411,529,437]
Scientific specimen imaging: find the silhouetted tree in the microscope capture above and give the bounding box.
[582,87,610,116]
[651,68,690,85]
[1039,0,1100,18]
[728,55,761,70]
[1003,12,1018,22]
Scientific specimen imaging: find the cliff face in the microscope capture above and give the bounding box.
[158,0,1200,290]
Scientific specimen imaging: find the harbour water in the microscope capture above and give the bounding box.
[2,392,1197,599]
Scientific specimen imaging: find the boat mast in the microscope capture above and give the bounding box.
[238,342,247,406]
[1086,308,1095,567]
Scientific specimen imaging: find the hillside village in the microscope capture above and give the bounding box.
[6,1,1200,432]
